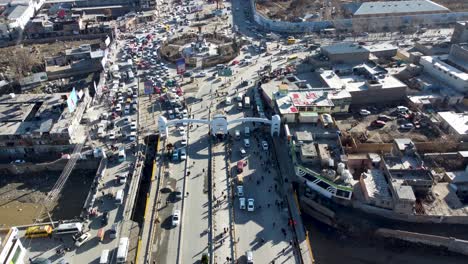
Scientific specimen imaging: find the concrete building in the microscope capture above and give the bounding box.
[451,21,468,44]
[351,0,450,18]
[0,92,89,157]
[383,139,433,196]
[319,64,407,105]
[300,143,319,164]
[0,227,26,264]
[445,168,468,202]
[0,0,45,31]
[360,169,393,209]
[419,44,468,93]
[260,75,351,123]
[437,111,468,141]
[363,43,398,59]
[320,43,370,64]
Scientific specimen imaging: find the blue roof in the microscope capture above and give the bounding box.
[354,0,449,16]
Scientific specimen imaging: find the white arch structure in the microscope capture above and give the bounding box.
[158,114,281,137]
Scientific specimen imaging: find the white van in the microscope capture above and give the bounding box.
[234,130,241,140]
[225,96,232,105]
[100,249,110,264]
[115,189,124,205]
[244,127,250,137]
[244,138,250,148]
[116,237,129,263]
[54,222,83,235]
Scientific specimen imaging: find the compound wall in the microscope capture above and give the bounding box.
[250,0,468,33]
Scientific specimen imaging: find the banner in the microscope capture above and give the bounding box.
[67,88,78,113]
[176,58,186,74]
[144,81,154,95]
[218,67,233,77]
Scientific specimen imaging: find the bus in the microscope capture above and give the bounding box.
[54,222,83,235]
[25,225,53,238]
[116,237,129,263]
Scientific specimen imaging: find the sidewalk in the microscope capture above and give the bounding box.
[212,141,235,263]
[273,137,315,264]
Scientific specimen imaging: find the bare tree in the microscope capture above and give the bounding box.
[11,47,36,80]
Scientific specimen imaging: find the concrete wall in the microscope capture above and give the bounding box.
[376,228,468,256]
[344,138,393,154]
[349,87,407,105]
[354,202,468,224]
[250,0,468,33]
[0,157,99,174]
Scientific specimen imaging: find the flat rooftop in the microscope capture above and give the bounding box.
[320,70,406,92]
[0,93,77,136]
[363,169,392,200]
[363,43,398,53]
[438,111,468,136]
[354,0,449,16]
[321,43,370,55]
[261,76,351,115]
[421,55,468,82]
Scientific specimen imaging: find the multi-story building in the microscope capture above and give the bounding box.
[420,44,468,93]
[319,64,408,105]
[0,91,89,158]
[260,75,352,123]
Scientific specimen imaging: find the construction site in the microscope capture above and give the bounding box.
[0,158,99,227]
[255,0,468,22]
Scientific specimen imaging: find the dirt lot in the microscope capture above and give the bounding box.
[0,169,96,227]
[335,108,444,143]
[256,0,468,22]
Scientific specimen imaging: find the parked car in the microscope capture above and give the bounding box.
[400,123,414,130]
[359,109,371,116]
[371,120,386,128]
[74,232,91,247]
[247,198,255,212]
[237,186,244,197]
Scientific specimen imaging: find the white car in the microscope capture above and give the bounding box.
[180,148,187,160]
[261,141,268,150]
[130,121,137,131]
[247,198,255,212]
[359,109,371,116]
[237,186,244,197]
[172,210,181,226]
[109,131,116,140]
[74,232,91,247]
[181,136,187,146]
[128,131,137,141]
[178,126,186,135]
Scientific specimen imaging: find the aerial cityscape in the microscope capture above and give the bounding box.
[0,0,467,263]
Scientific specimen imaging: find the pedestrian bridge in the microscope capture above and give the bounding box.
[158,114,281,137]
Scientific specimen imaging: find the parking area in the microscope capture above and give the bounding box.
[336,105,445,143]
